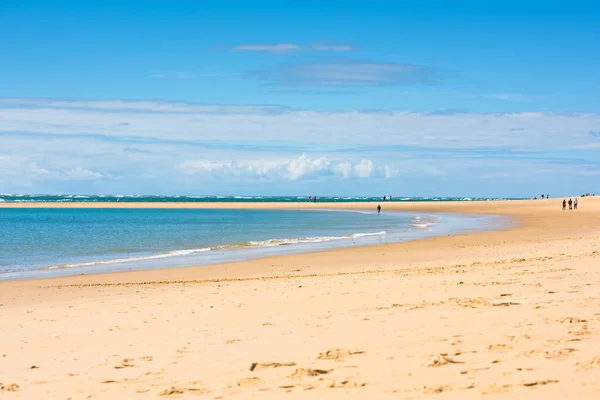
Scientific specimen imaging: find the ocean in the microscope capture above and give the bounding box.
[0,194,521,203]
[0,208,506,280]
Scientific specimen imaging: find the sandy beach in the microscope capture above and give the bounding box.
[1,198,599,399]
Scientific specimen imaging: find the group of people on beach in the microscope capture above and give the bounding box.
[308,196,317,203]
[533,194,550,200]
[562,198,578,210]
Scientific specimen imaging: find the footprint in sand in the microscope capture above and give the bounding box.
[114,358,136,369]
[567,325,591,336]
[492,302,521,307]
[488,344,512,352]
[237,377,262,387]
[0,383,19,392]
[249,362,296,371]
[317,349,364,360]
[482,383,512,394]
[289,368,331,378]
[159,386,208,396]
[577,357,600,370]
[521,380,559,387]
[449,297,491,308]
[303,377,366,389]
[560,317,587,324]
[515,349,540,358]
[426,354,463,367]
[544,348,577,359]
[423,384,451,394]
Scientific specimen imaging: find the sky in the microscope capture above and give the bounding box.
[1,0,599,197]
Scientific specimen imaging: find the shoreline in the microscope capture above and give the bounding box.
[1,198,599,399]
[0,208,508,281]
[0,199,582,286]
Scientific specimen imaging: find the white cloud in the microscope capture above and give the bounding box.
[1,98,599,196]
[180,154,395,181]
[27,162,50,176]
[262,61,434,86]
[66,167,106,180]
[6,160,109,181]
[1,98,599,152]
[309,44,354,52]
[0,98,282,114]
[231,44,301,53]
[230,43,354,54]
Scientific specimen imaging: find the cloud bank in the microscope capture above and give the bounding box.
[180,154,396,181]
[2,98,599,151]
[2,98,599,195]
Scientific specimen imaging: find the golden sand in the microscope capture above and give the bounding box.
[1,197,599,399]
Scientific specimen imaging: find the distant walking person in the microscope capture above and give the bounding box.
[568,198,573,210]
[308,196,312,202]
[574,198,578,210]
[547,194,550,199]
[541,194,545,199]
[313,196,317,203]
[377,204,381,214]
[562,199,567,210]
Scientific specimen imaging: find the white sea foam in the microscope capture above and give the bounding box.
[46,247,212,270]
[411,223,434,228]
[351,231,387,238]
[45,230,390,271]
[245,231,387,248]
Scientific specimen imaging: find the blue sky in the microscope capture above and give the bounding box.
[1,0,599,197]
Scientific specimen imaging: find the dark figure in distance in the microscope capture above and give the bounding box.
[574,198,578,210]
[562,200,566,210]
[377,204,381,214]
[568,198,573,210]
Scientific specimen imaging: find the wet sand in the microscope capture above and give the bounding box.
[1,198,599,399]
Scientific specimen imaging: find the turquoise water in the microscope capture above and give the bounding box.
[0,208,505,280]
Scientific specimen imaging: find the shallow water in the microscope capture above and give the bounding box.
[0,208,507,280]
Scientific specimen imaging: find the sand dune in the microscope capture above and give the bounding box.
[1,197,599,399]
